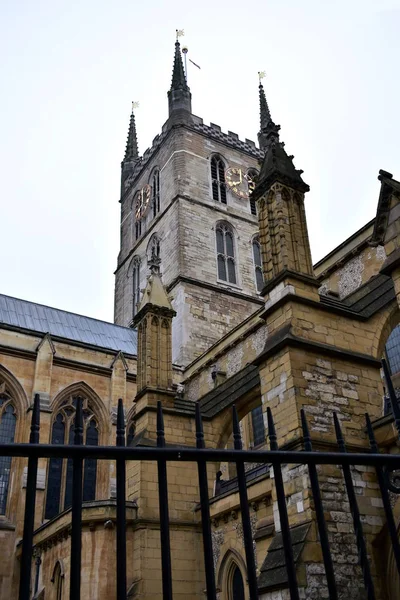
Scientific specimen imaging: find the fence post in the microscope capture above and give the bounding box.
[156,401,173,600]
[116,398,127,600]
[333,413,375,600]
[195,403,217,600]
[19,393,40,600]
[300,409,337,599]
[232,406,259,600]
[266,408,299,600]
[70,397,84,600]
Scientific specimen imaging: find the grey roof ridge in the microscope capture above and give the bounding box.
[0,291,134,333]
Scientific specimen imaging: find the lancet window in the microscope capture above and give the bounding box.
[132,257,141,317]
[152,170,160,218]
[252,236,264,292]
[211,155,227,204]
[216,222,237,284]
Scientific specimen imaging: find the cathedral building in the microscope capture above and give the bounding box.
[1,37,400,599]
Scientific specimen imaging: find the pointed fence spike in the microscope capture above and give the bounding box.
[195,403,205,449]
[116,399,125,447]
[333,412,346,452]
[157,401,166,448]
[300,409,312,452]
[267,407,278,451]
[232,405,242,450]
[365,413,377,451]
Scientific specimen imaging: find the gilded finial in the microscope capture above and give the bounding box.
[176,29,185,40]
[131,101,139,113]
[258,71,266,83]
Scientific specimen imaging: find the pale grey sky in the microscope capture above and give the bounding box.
[1,0,399,322]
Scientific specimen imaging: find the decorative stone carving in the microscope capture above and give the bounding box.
[211,528,224,571]
[337,255,365,298]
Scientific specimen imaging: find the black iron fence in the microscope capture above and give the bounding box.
[2,359,400,600]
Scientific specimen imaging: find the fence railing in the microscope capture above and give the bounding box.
[2,359,400,600]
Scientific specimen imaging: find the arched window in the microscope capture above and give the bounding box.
[135,220,142,241]
[247,169,259,215]
[52,561,64,600]
[152,170,160,218]
[0,394,16,514]
[228,565,245,600]
[132,257,141,317]
[252,236,264,292]
[45,396,99,520]
[211,156,227,204]
[216,223,237,284]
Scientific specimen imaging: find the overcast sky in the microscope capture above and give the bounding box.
[1,0,399,322]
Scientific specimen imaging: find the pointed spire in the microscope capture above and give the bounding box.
[167,34,192,120]
[123,103,139,162]
[259,81,271,131]
[255,77,309,197]
[170,39,188,92]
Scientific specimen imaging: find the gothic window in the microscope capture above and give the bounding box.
[0,394,16,514]
[211,155,227,204]
[45,396,99,520]
[152,170,160,218]
[252,236,264,292]
[216,222,237,284]
[251,405,265,447]
[132,257,141,317]
[52,561,64,600]
[230,565,245,600]
[247,169,259,215]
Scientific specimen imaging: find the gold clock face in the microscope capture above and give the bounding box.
[225,167,249,199]
[245,170,258,193]
[134,185,151,220]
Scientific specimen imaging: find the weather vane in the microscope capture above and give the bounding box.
[176,29,185,40]
[132,101,139,113]
[258,71,266,82]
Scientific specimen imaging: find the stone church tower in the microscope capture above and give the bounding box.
[114,40,265,366]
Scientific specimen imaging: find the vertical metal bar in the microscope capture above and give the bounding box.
[365,412,400,578]
[195,403,217,600]
[157,401,173,600]
[70,397,84,600]
[232,406,259,600]
[300,410,338,599]
[266,407,299,600]
[382,358,400,439]
[333,413,375,600]
[19,393,40,600]
[116,398,127,600]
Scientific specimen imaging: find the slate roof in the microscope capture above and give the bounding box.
[0,293,137,355]
[320,273,395,317]
[257,522,310,592]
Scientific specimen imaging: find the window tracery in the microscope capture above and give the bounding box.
[211,155,227,204]
[216,222,237,284]
[45,395,98,520]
